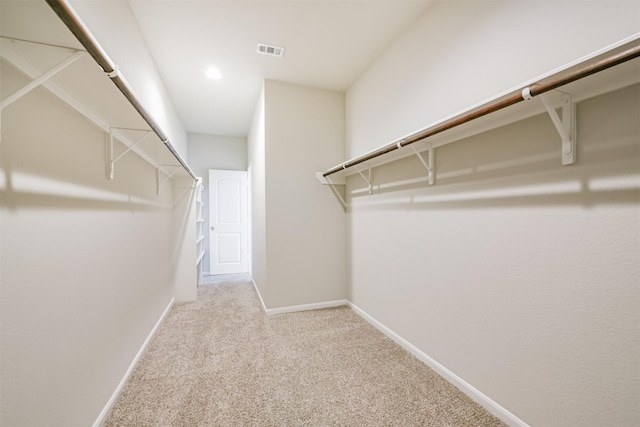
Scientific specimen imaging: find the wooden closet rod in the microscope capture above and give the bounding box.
[323,39,640,178]
[45,0,197,181]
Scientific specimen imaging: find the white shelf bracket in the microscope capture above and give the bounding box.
[316,172,347,208]
[157,165,182,195]
[411,144,435,185]
[315,171,345,185]
[0,50,84,110]
[354,166,373,194]
[326,176,347,209]
[539,92,576,165]
[107,128,152,180]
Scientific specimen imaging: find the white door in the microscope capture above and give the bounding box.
[209,170,248,274]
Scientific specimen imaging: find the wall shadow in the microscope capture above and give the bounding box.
[347,85,640,212]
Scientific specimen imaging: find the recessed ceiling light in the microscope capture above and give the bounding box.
[205,67,222,80]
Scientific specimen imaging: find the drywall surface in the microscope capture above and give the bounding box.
[248,87,267,299]
[346,0,640,158]
[263,80,346,308]
[0,59,187,425]
[347,82,639,427]
[68,0,189,159]
[188,133,248,174]
[345,3,639,424]
[187,133,248,273]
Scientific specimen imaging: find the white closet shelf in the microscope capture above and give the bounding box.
[196,251,205,266]
[44,0,196,182]
[318,35,640,186]
[1,0,195,189]
[195,178,205,285]
[0,36,189,187]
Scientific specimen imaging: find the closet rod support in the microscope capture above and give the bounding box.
[354,166,373,194]
[112,130,151,163]
[326,176,347,209]
[106,65,120,79]
[108,129,152,179]
[157,166,182,195]
[410,145,435,185]
[539,92,575,165]
[0,50,84,110]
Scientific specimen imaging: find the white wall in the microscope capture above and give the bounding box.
[0,59,195,424]
[187,133,248,274]
[263,80,346,308]
[248,81,347,309]
[345,1,640,426]
[68,0,189,159]
[347,0,640,157]
[188,133,248,174]
[248,87,267,297]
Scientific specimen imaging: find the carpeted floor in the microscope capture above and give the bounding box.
[104,276,506,426]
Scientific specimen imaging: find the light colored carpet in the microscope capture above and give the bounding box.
[105,278,506,426]
[202,273,252,286]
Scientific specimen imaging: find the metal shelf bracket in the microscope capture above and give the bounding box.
[107,128,152,179]
[538,91,576,165]
[411,144,435,185]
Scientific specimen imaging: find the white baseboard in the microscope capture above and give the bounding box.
[93,298,175,427]
[265,299,348,316]
[347,301,529,427]
[250,279,347,316]
[247,282,523,424]
[251,278,269,313]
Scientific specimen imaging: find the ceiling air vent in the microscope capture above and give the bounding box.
[257,43,285,58]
